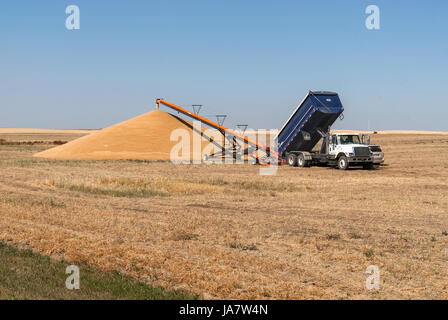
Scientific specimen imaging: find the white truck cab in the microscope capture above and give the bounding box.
[327,133,375,169]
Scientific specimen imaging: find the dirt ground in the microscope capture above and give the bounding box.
[0,132,447,299]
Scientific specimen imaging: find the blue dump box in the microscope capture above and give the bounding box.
[275,91,344,157]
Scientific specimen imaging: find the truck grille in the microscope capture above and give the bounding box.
[354,147,370,156]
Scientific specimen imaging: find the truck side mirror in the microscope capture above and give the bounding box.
[362,135,371,145]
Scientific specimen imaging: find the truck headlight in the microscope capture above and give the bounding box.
[348,152,355,157]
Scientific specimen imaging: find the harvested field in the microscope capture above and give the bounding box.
[0,128,98,134]
[0,132,447,299]
[0,139,66,146]
[0,241,194,299]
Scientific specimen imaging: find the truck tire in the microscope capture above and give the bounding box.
[287,154,297,166]
[337,155,349,170]
[297,153,308,167]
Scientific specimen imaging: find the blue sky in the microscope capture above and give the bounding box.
[1,0,447,130]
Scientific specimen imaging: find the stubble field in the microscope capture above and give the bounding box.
[0,131,447,299]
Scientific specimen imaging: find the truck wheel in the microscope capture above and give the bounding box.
[287,154,297,166]
[337,155,349,170]
[297,154,307,167]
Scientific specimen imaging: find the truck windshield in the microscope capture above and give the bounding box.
[339,135,361,145]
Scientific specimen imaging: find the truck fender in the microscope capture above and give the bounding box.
[336,152,346,159]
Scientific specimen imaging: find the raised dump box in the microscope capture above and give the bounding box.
[275,91,344,157]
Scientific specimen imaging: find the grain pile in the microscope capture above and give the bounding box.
[33,110,213,161]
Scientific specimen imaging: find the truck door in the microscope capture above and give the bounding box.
[328,135,335,154]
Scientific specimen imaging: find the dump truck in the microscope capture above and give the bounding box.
[275,91,382,170]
